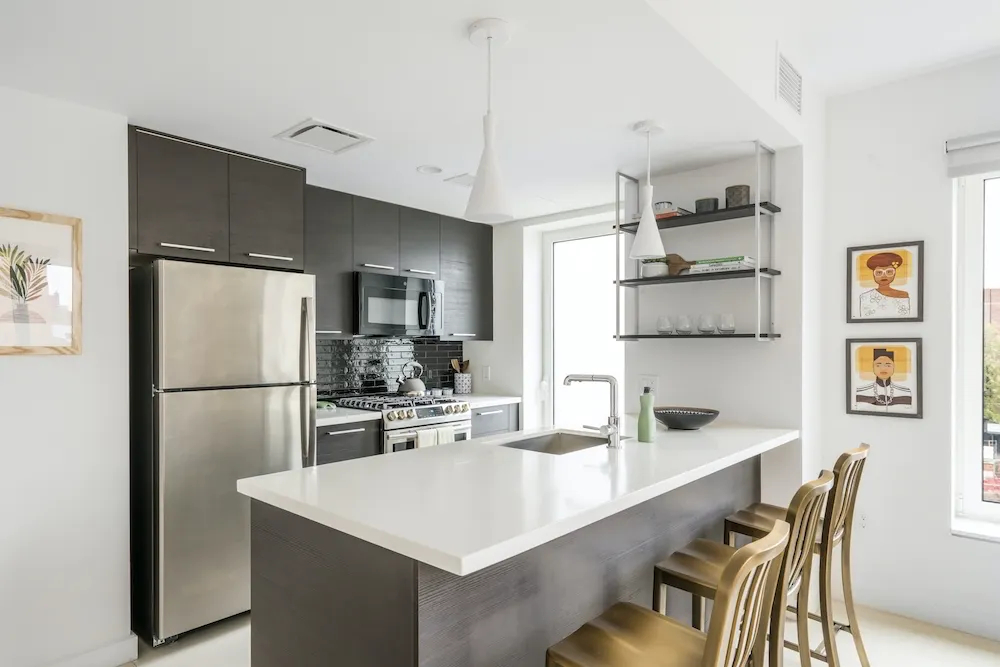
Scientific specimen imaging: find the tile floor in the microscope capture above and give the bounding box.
[121,604,1000,666]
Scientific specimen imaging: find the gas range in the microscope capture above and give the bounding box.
[335,394,472,430]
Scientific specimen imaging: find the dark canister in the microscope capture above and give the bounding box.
[695,197,719,213]
[725,185,751,207]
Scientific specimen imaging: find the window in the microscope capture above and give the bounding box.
[543,226,625,428]
[956,172,1000,523]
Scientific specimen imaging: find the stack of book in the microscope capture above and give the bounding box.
[688,255,757,275]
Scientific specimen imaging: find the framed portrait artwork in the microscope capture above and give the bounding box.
[846,240,923,323]
[846,338,922,418]
[0,206,82,355]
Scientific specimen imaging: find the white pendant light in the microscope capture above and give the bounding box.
[629,120,666,260]
[465,18,513,224]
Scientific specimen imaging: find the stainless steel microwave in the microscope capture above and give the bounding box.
[355,272,443,336]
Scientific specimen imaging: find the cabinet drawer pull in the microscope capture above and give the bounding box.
[326,427,366,436]
[476,410,503,416]
[316,330,343,334]
[406,268,437,275]
[362,263,395,271]
[248,252,294,262]
[451,333,477,337]
[159,242,215,253]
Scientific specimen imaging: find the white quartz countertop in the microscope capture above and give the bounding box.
[238,423,798,576]
[314,395,520,427]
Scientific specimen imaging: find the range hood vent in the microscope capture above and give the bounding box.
[276,118,374,155]
[776,52,803,115]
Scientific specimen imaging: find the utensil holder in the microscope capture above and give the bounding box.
[454,373,473,395]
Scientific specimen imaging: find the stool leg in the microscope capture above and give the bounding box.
[765,587,786,667]
[692,594,706,631]
[725,520,736,547]
[818,545,842,667]
[841,533,871,667]
[653,569,666,614]
[793,560,813,667]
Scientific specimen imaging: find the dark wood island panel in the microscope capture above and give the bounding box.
[249,457,758,667]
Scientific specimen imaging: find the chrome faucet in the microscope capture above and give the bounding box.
[563,374,621,449]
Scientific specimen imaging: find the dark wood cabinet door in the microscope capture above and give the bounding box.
[353,197,399,275]
[315,423,382,465]
[134,130,230,261]
[399,208,440,278]
[305,186,354,336]
[440,216,493,340]
[229,156,305,270]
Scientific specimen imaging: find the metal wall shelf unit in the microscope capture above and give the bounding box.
[614,140,780,342]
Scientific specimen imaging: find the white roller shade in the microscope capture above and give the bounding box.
[946,131,1000,177]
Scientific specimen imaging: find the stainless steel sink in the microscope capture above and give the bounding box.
[501,432,607,455]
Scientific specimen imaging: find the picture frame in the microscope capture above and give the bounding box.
[846,338,922,419]
[846,240,924,323]
[0,206,83,355]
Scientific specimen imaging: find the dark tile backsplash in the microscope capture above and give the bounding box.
[316,338,464,397]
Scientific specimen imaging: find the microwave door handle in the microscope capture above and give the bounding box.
[418,292,429,330]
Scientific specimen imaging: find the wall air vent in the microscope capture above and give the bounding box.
[444,173,477,188]
[776,53,803,115]
[276,118,374,155]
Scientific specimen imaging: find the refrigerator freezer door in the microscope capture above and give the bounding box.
[155,260,316,390]
[155,384,313,640]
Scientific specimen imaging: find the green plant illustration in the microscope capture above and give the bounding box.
[0,244,51,323]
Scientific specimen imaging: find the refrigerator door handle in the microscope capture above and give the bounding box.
[301,385,316,467]
[301,297,315,383]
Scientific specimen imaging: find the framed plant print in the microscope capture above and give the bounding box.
[847,240,923,323]
[846,338,922,418]
[0,206,82,355]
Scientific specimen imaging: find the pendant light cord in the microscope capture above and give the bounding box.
[487,35,493,113]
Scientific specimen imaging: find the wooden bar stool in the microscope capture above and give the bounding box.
[724,445,871,667]
[546,521,790,667]
[653,471,834,667]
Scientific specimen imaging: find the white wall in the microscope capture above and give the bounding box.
[623,150,809,502]
[0,86,135,666]
[823,54,1000,640]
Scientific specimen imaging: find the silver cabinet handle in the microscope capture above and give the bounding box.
[248,252,294,262]
[477,410,503,416]
[327,427,366,436]
[406,268,436,275]
[159,242,215,253]
[316,330,343,334]
[362,263,395,271]
[451,333,477,337]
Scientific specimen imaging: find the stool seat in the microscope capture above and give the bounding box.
[654,538,735,599]
[727,502,844,548]
[547,602,706,667]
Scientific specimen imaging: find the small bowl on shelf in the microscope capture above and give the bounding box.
[653,406,720,430]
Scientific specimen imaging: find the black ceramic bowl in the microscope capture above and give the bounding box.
[653,407,720,430]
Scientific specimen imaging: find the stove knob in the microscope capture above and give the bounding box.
[386,411,397,421]
[407,409,416,419]
[444,405,454,414]
[460,403,469,413]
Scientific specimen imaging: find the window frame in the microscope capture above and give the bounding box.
[954,171,1000,524]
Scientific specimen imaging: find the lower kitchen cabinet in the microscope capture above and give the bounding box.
[471,403,520,438]
[315,422,382,465]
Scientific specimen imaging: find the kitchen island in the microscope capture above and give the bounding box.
[238,424,798,667]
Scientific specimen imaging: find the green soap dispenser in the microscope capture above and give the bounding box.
[638,386,655,443]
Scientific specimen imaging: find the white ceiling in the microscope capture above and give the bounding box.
[0,0,797,222]
[803,0,1000,94]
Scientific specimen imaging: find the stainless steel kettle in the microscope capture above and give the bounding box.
[397,361,426,394]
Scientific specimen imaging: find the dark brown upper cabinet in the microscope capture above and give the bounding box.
[399,207,441,279]
[352,197,400,275]
[133,129,230,261]
[305,186,354,337]
[229,155,305,270]
[440,216,493,341]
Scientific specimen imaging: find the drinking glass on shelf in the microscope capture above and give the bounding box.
[698,314,717,334]
[656,315,674,334]
[674,315,693,335]
[718,313,736,335]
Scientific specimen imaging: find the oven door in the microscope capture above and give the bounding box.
[356,272,443,336]
[383,421,472,454]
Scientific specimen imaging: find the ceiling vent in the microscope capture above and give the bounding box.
[444,173,477,188]
[276,118,373,155]
[776,53,803,115]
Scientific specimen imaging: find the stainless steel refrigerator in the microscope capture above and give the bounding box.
[130,260,316,645]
